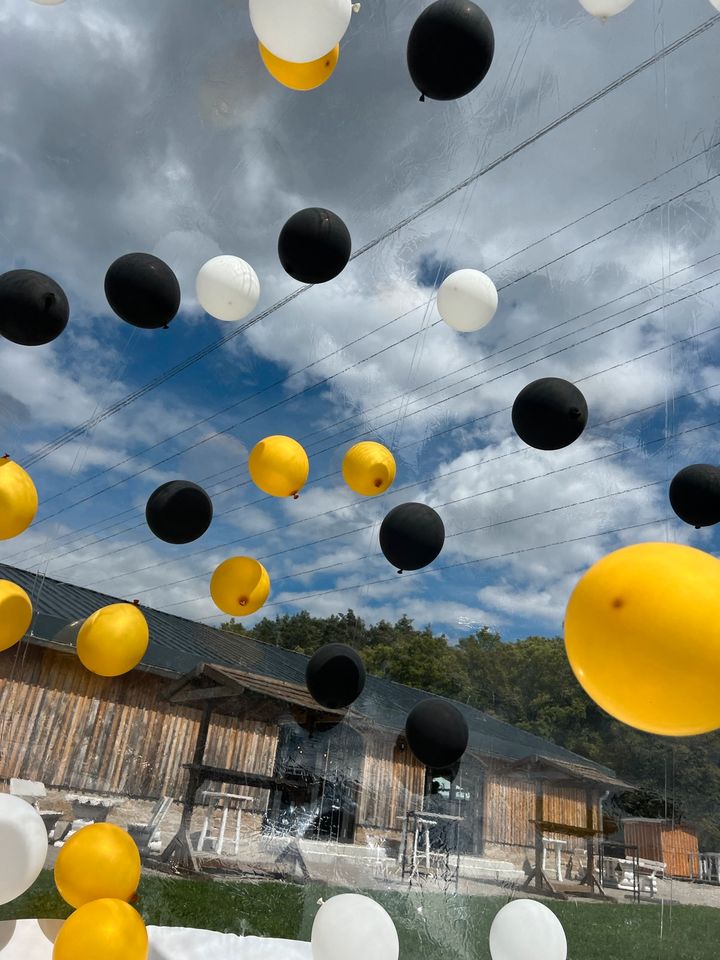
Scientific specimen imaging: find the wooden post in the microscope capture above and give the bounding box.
[534,783,544,892]
[160,701,214,871]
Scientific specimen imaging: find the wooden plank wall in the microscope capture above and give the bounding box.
[357,736,425,834]
[0,645,278,801]
[483,776,598,847]
[624,821,699,878]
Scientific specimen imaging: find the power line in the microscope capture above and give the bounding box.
[20,16,718,471]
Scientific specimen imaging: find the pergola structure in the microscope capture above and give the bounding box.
[159,662,349,873]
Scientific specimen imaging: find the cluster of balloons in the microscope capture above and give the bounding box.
[53,823,146,960]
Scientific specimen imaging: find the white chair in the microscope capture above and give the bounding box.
[127,797,173,855]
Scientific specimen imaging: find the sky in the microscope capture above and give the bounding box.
[1,0,720,641]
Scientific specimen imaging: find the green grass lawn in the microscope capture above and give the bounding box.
[2,870,719,960]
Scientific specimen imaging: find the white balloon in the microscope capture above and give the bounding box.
[710,0,720,10]
[249,0,353,63]
[196,255,260,322]
[489,900,567,960]
[311,894,399,960]
[30,0,65,5]
[0,796,48,906]
[436,268,498,333]
[578,0,635,16]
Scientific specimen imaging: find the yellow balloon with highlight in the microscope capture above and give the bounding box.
[259,42,339,91]
[211,556,270,616]
[248,435,309,498]
[0,456,38,540]
[76,603,149,677]
[564,542,720,737]
[0,579,33,652]
[342,441,396,496]
[52,899,148,960]
[54,823,141,908]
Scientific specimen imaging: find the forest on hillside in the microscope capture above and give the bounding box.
[222,610,720,848]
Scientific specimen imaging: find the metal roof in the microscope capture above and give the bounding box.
[0,563,624,785]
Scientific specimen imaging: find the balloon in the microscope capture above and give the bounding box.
[30,0,65,4]
[54,823,141,909]
[379,502,445,572]
[306,643,366,709]
[0,796,48,906]
[578,0,635,16]
[0,580,33,653]
[278,208,351,284]
[405,698,468,767]
[711,0,720,9]
[512,377,588,450]
[249,0,354,64]
[259,42,339,91]
[76,603,149,677]
[145,480,213,544]
[0,269,69,346]
[0,456,38,539]
[342,441,396,496]
[312,894,399,960]
[248,435,309,498]
[436,269,498,332]
[669,464,720,529]
[104,253,181,330]
[407,0,494,101]
[52,899,148,960]
[210,556,270,616]
[195,255,260,322]
[489,899,567,960]
[564,542,720,736]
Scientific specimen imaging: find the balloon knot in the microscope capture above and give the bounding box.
[419,93,426,103]
[397,569,403,575]
[1,453,9,461]
[351,2,361,11]
[373,478,382,488]
[42,293,55,312]
[163,324,169,330]
[292,492,299,500]
[238,597,248,607]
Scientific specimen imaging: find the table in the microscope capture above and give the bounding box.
[196,791,253,857]
[398,811,463,890]
[542,838,568,881]
[0,920,312,960]
[55,795,122,846]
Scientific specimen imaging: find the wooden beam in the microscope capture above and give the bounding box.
[170,685,240,704]
[163,664,205,701]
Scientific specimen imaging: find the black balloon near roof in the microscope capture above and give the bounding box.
[379,502,445,572]
[405,699,469,768]
[407,0,495,102]
[105,253,181,330]
[306,642,367,710]
[669,464,720,529]
[278,208,352,285]
[145,480,213,544]
[512,377,588,451]
[0,269,69,346]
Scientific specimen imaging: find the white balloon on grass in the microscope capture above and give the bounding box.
[249,0,355,63]
[436,268,498,332]
[196,255,260,322]
[311,894,399,960]
[489,900,567,960]
[578,0,635,17]
[0,796,49,906]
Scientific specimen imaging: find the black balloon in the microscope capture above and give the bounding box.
[0,269,69,346]
[407,0,495,102]
[512,377,588,451]
[670,464,720,528]
[405,699,469,768]
[145,480,213,544]
[379,502,445,572]
[306,643,367,709]
[105,253,181,329]
[278,208,351,284]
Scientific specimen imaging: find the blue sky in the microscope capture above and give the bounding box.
[1,0,720,641]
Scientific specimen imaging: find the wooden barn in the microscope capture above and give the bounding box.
[0,563,632,889]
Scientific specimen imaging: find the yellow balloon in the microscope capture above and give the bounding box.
[259,42,339,91]
[0,579,33,652]
[54,823,141,908]
[0,456,38,540]
[52,899,147,960]
[248,435,309,498]
[564,542,720,736]
[342,441,396,496]
[76,603,149,677]
[211,556,270,616]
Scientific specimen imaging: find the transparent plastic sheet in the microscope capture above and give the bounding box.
[1,0,720,958]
